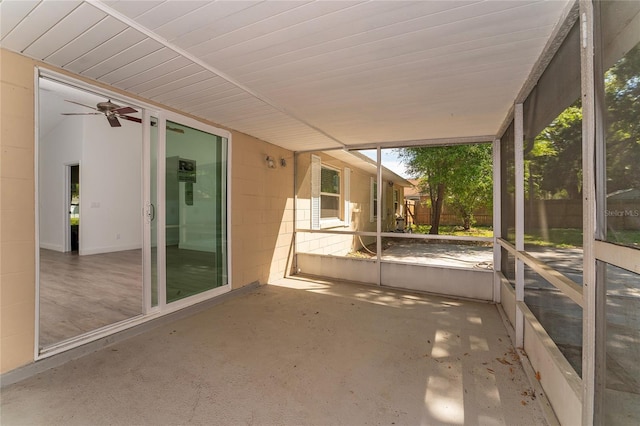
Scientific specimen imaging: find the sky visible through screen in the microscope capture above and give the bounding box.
[360,149,411,179]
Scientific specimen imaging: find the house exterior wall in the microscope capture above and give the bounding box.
[1,49,37,375]
[295,151,404,257]
[0,48,293,374]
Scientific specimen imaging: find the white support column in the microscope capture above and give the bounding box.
[580,1,597,424]
[514,103,525,348]
[492,138,502,303]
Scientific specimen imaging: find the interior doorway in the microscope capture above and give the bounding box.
[68,164,79,252]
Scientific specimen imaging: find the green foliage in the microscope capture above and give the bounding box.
[527,103,583,200]
[528,44,640,200]
[604,44,640,193]
[398,143,493,233]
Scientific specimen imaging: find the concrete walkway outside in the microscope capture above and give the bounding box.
[1,278,548,425]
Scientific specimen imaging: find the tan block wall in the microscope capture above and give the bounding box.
[1,49,37,373]
[231,133,294,285]
[295,151,404,257]
[0,48,293,374]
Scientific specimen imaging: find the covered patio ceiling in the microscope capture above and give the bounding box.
[1,0,571,151]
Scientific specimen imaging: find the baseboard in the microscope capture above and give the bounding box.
[79,244,143,255]
[39,243,64,252]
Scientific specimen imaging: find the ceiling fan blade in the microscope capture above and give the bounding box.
[118,114,142,123]
[106,115,121,127]
[113,106,137,115]
[61,112,102,115]
[65,99,99,111]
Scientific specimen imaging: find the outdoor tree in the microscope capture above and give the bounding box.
[604,44,640,193]
[527,44,639,200]
[398,144,493,233]
[526,101,583,201]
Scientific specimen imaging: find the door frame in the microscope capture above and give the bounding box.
[148,110,232,312]
[35,69,233,359]
[63,163,79,253]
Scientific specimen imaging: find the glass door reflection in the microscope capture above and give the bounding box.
[164,120,227,303]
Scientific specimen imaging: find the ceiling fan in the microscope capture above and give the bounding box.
[62,99,141,127]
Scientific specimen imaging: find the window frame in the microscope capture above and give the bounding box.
[319,164,342,223]
[370,177,377,222]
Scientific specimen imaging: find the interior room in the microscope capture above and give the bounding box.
[1,1,638,425]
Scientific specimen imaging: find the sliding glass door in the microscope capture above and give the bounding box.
[164,120,227,302]
[146,114,229,310]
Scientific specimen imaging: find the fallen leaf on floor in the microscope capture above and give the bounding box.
[496,357,512,365]
[487,368,494,374]
[535,371,541,381]
[521,400,527,406]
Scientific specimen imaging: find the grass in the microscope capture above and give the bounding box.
[411,225,639,249]
[410,224,494,238]
[524,229,583,248]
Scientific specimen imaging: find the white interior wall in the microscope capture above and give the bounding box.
[165,125,220,252]
[80,115,142,255]
[38,86,143,255]
[38,90,82,251]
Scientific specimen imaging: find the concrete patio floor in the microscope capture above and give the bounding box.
[1,278,550,425]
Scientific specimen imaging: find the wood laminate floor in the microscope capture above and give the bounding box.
[39,249,143,347]
[39,246,223,347]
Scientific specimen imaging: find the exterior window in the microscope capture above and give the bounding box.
[310,155,344,229]
[370,178,377,221]
[321,166,341,219]
[394,189,399,215]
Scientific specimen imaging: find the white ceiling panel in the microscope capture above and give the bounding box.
[138,71,219,100]
[225,2,549,79]
[259,34,548,105]
[125,62,204,94]
[64,27,147,74]
[232,4,559,89]
[81,38,163,79]
[153,1,260,42]
[185,1,356,57]
[155,78,237,106]
[172,1,307,53]
[101,0,164,19]
[116,56,192,89]
[169,83,243,110]
[134,1,209,30]
[44,17,129,67]
[0,0,40,40]
[23,3,107,60]
[212,0,451,72]
[1,0,572,152]
[0,0,81,53]
[99,47,178,84]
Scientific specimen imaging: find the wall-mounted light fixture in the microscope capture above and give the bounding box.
[266,156,276,168]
